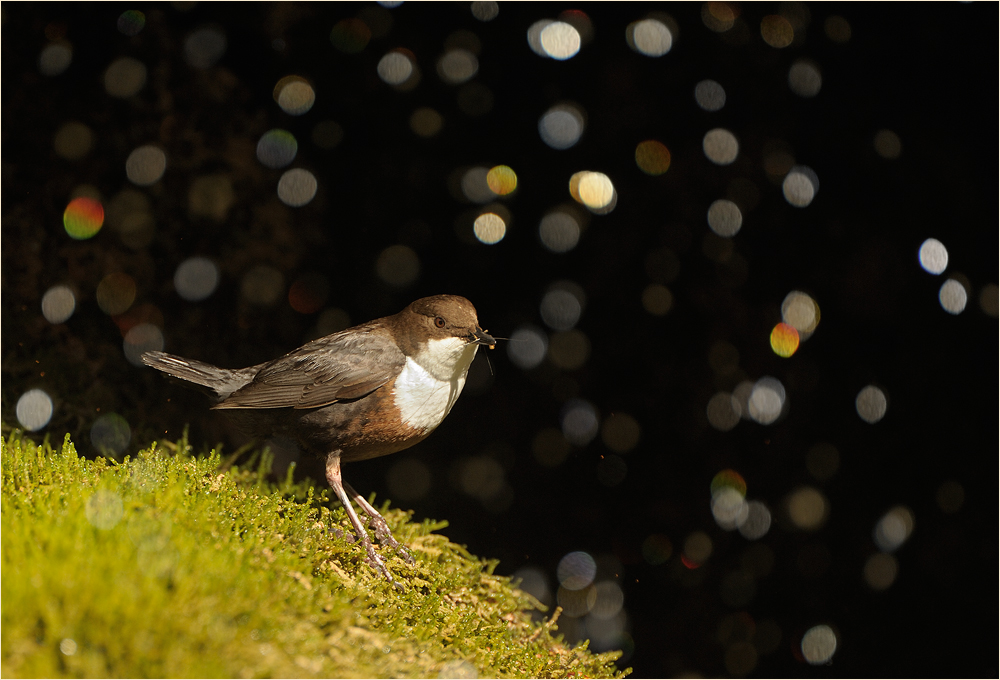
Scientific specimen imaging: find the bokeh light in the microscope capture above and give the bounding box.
[694,79,726,111]
[54,121,94,160]
[277,168,317,207]
[761,15,794,48]
[739,502,772,540]
[787,486,828,531]
[257,129,298,169]
[63,197,104,240]
[825,15,852,42]
[682,531,713,567]
[459,166,494,203]
[703,128,739,165]
[184,27,227,69]
[107,188,155,249]
[936,480,965,514]
[781,291,820,339]
[117,10,145,36]
[508,326,548,370]
[471,2,499,22]
[39,43,72,76]
[874,129,902,159]
[558,551,597,590]
[539,209,581,253]
[626,19,672,57]
[91,413,132,456]
[702,2,736,32]
[635,140,671,175]
[770,322,799,358]
[124,323,164,366]
[864,553,899,591]
[712,487,749,531]
[800,625,837,665]
[126,145,167,186]
[529,20,554,56]
[375,244,420,287]
[548,330,590,370]
[16,389,54,431]
[330,18,371,54]
[174,257,219,302]
[273,76,315,116]
[707,199,742,237]
[788,59,822,97]
[410,107,443,137]
[42,285,76,324]
[918,238,948,274]
[104,57,146,98]
[486,165,517,195]
[437,49,478,84]
[706,392,741,431]
[188,175,234,222]
[539,21,581,60]
[539,103,586,150]
[377,51,415,87]
[541,283,585,331]
[560,399,599,446]
[601,413,641,454]
[97,272,136,316]
[241,264,285,306]
[856,385,887,423]
[86,490,124,530]
[455,455,509,509]
[748,376,785,424]
[783,166,819,207]
[874,506,914,552]
[473,212,506,244]
[978,284,998,317]
[570,171,616,214]
[642,285,673,316]
[938,279,967,314]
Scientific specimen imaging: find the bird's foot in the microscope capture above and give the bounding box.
[368,515,416,565]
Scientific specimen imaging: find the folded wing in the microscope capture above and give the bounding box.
[213,325,403,410]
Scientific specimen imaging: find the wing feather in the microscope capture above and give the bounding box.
[212,325,403,410]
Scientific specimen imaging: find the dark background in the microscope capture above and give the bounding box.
[3,3,997,677]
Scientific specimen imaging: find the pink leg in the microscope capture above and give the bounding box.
[343,481,414,565]
[325,451,405,585]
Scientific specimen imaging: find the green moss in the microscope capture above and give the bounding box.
[1,431,629,678]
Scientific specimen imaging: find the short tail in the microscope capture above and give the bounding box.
[142,351,250,402]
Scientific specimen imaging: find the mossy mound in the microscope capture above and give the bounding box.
[1,431,627,678]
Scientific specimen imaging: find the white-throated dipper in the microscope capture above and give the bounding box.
[142,294,495,585]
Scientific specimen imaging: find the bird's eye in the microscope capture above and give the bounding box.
[434,316,446,328]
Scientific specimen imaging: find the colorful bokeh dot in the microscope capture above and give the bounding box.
[770,322,800,357]
[63,197,104,240]
[711,469,747,498]
[486,165,517,195]
[635,140,671,175]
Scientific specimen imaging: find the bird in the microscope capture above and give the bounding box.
[141,294,495,585]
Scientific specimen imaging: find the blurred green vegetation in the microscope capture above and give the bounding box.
[1,430,627,678]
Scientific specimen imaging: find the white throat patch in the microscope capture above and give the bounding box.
[393,338,479,432]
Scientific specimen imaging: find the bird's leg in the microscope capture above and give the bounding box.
[325,451,401,586]
[343,480,415,565]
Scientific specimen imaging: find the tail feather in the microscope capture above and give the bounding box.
[142,351,252,402]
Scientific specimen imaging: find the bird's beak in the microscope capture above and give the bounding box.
[473,328,496,350]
